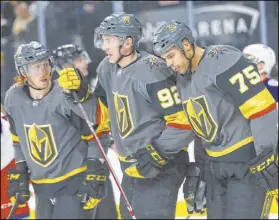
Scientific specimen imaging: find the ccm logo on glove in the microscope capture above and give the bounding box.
[250,153,278,173]
[147,145,167,166]
[86,174,107,181]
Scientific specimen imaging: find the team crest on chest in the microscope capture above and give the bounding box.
[183,96,218,142]
[24,123,57,167]
[113,92,134,139]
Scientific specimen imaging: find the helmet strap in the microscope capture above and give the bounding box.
[115,37,136,64]
[182,43,195,75]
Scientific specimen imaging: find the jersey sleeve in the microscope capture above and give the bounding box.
[144,68,194,155]
[4,89,25,164]
[215,55,276,120]
[215,55,277,155]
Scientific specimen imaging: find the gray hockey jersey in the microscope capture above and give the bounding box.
[177,45,278,162]
[79,51,194,159]
[4,80,110,197]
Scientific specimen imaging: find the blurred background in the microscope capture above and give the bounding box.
[1,0,278,103]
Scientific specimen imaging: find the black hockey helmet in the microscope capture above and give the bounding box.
[14,41,53,75]
[52,44,91,72]
[94,12,143,49]
[153,20,195,57]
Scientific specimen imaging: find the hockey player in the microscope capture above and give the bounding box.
[152,20,278,219]
[52,44,118,219]
[52,44,98,90]
[1,112,30,219]
[57,12,206,219]
[243,44,278,102]
[4,41,111,219]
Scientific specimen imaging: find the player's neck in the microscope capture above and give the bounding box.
[29,80,52,100]
[191,46,205,73]
[118,51,137,68]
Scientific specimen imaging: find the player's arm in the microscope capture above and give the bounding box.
[4,94,30,206]
[5,113,26,166]
[66,108,110,210]
[4,91,26,168]
[125,72,194,179]
[215,55,277,155]
[58,68,97,124]
[58,68,110,131]
[145,74,194,155]
[215,55,278,193]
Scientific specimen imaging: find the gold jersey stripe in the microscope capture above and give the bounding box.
[164,111,191,130]
[12,133,20,143]
[31,166,87,184]
[239,88,276,120]
[206,136,254,157]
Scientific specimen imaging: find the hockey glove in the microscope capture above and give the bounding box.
[183,163,206,214]
[125,144,168,179]
[77,159,109,210]
[7,168,30,206]
[58,68,91,103]
[249,147,278,195]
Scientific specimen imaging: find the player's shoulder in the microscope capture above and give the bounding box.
[4,83,26,108]
[200,45,243,77]
[132,51,174,84]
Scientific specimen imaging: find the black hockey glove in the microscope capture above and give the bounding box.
[7,168,30,206]
[77,159,109,210]
[125,144,169,179]
[183,163,206,214]
[249,147,278,195]
[58,68,91,103]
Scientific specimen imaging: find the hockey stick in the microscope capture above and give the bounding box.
[7,193,20,219]
[72,92,137,220]
[261,192,273,219]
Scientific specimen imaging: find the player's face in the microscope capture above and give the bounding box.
[244,54,266,79]
[74,57,89,77]
[102,35,121,63]
[161,47,189,75]
[27,59,52,89]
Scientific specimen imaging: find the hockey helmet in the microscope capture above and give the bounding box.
[243,44,276,76]
[14,41,52,75]
[153,20,195,57]
[52,44,91,72]
[94,12,143,49]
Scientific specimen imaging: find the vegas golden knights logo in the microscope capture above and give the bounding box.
[183,96,218,142]
[167,24,176,32]
[113,93,134,139]
[123,16,131,25]
[24,124,58,167]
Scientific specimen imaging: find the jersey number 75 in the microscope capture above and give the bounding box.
[229,65,261,94]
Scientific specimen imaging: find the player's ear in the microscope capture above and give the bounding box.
[18,67,26,76]
[181,39,191,52]
[124,37,133,49]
